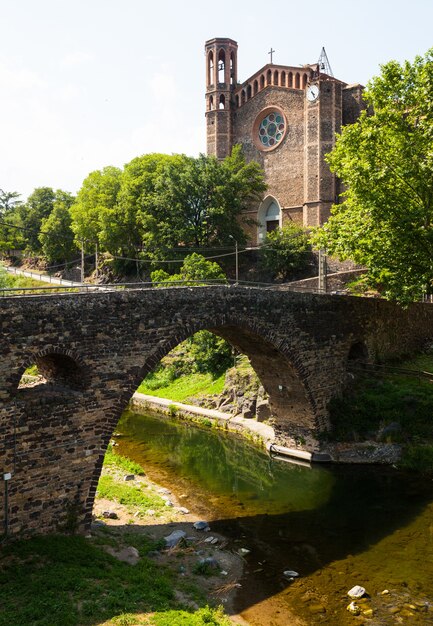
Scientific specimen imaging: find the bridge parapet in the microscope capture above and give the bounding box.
[1,286,433,538]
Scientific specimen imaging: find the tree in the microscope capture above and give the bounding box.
[140,146,266,258]
[110,154,177,259]
[70,166,122,253]
[39,192,77,264]
[19,187,57,253]
[151,252,226,285]
[0,189,22,214]
[262,222,311,279]
[150,254,232,375]
[313,48,433,303]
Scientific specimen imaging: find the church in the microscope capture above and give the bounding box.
[205,37,365,244]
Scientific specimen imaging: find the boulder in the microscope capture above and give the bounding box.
[164,530,187,548]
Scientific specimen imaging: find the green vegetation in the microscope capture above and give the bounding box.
[313,48,433,303]
[261,222,311,280]
[103,445,146,475]
[151,253,226,286]
[328,352,433,471]
[0,535,229,626]
[0,266,51,292]
[151,607,231,626]
[138,371,225,403]
[97,475,166,512]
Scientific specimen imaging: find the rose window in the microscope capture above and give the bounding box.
[258,112,285,148]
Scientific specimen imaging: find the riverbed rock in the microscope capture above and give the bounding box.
[256,400,271,422]
[107,545,140,565]
[123,474,135,481]
[198,556,219,569]
[347,601,361,615]
[283,570,299,578]
[158,487,171,495]
[347,585,366,599]
[164,530,187,548]
[193,521,210,531]
[176,506,190,514]
[102,510,118,519]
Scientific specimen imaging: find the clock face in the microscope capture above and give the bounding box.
[306,84,320,102]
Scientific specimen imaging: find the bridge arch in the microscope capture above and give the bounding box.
[15,347,89,392]
[83,313,321,528]
[4,286,432,538]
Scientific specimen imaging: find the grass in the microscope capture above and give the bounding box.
[137,371,225,403]
[328,351,433,471]
[98,447,166,515]
[0,445,232,626]
[0,535,230,626]
[97,476,166,513]
[104,445,146,476]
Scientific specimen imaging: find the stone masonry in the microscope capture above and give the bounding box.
[205,38,366,240]
[1,285,433,538]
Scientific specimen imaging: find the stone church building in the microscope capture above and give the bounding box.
[205,37,364,244]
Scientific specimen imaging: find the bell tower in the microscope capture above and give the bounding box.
[205,38,238,159]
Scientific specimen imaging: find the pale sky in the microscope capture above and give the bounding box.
[1,0,432,201]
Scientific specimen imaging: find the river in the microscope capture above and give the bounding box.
[114,408,433,625]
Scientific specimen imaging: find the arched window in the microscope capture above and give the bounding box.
[235,94,240,108]
[295,72,300,89]
[241,89,246,105]
[209,95,214,111]
[302,73,308,88]
[218,49,226,84]
[230,51,235,85]
[266,69,272,85]
[219,94,225,109]
[265,202,280,232]
[281,71,286,87]
[260,74,265,89]
[253,79,258,95]
[257,197,281,243]
[288,72,293,88]
[208,51,214,86]
[273,70,279,85]
[247,84,252,99]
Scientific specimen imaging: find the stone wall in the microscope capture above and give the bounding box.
[1,286,433,538]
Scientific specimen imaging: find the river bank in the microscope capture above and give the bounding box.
[130,392,403,466]
[93,450,250,625]
[113,408,433,626]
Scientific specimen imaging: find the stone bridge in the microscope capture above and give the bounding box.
[1,285,433,538]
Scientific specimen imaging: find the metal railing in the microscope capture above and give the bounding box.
[348,361,433,382]
[0,278,331,298]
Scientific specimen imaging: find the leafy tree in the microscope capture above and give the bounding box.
[313,48,433,303]
[70,166,122,252]
[0,189,22,214]
[151,252,226,285]
[18,187,57,253]
[109,154,177,258]
[0,210,26,253]
[262,222,311,279]
[151,254,232,374]
[39,192,77,264]
[141,146,266,258]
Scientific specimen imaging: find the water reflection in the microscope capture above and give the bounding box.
[115,410,433,624]
[118,410,335,516]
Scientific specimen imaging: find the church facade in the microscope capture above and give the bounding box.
[205,37,365,244]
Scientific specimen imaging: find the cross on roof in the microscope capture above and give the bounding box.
[268,48,275,64]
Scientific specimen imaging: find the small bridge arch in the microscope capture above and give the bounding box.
[1,285,433,537]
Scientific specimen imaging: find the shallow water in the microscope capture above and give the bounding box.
[115,409,433,624]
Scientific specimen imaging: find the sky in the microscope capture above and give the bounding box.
[1,0,433,201]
